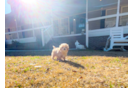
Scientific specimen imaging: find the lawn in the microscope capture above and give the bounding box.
[5,50,128,88]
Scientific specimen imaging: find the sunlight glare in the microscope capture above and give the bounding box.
[21,0,36,4]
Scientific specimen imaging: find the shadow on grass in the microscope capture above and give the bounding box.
[5,49,128,57]
[60,60,85,69]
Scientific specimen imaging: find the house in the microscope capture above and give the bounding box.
[5,0,128,50]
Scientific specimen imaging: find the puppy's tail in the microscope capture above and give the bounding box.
[53,46,55,49]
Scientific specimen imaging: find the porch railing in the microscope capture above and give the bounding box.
[5,25,52,44]
[41,25,53,46]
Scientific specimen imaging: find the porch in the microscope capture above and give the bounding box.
[5,0,128,50]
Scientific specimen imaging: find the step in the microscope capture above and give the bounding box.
[113,40,128,42]
[113,43,128,46]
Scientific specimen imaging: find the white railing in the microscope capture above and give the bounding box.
[86,12,128,38]
[5,25,51,35]
[42,25,53,46]
[87,12,128,22]
[5,37,36,44]
[5,25,52,44]
[88,26,128,37]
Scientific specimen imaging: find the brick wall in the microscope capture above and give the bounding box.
[88,34,128,50]
[88,36,109,50]
[44,35,86,49]
[6,33,128,50]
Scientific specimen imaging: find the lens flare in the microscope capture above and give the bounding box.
[21,0,36,4]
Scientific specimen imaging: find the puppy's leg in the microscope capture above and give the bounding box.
[57,58,60,61]
[51,56,54,60]
[63,57,66,61]
[57,58,61,62]
[51,54,55,60]
[57,56,62,61]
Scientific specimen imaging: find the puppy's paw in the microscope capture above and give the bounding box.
[57,59,62,62]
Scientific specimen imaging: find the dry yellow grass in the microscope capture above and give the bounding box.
[5,55,128,88]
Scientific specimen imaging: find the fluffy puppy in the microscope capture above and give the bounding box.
[51,43,69,61]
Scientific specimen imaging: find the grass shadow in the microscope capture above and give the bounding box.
[59,60,85,69]
[5,49,128,57]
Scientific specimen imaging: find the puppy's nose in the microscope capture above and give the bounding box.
[64,48,66,50]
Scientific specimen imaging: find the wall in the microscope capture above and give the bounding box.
[6,29,42,50]
[88,34,128,50]
[6,33,128,50]
[88,36,109,50]
[44,35,86,49]
[5,13,18,40]
[87,3,128,30]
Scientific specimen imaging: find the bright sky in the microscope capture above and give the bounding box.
[5,0,11,14]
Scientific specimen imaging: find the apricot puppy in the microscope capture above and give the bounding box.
[51,43,69,61]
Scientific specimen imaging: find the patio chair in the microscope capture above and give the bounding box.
[103,27,128,51]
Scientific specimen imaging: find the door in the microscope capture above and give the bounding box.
[76,13,86,34]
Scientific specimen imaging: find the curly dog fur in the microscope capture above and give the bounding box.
[51,43,69,61]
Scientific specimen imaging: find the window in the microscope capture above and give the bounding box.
[7,28,11,35]
[119,0,128,26]
[8,28,10,32]
[88,0,118,19]
[106,8,117,16]
[121,6,128,13]
[120,0,128,13]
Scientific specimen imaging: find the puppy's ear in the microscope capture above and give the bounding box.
[53,46,55,49]
[67,48,69,51]
[59,46,62,51]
